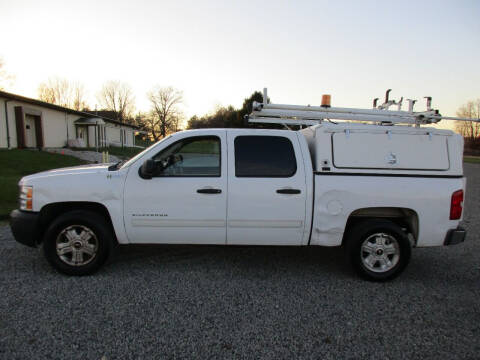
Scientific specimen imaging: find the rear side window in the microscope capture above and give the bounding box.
[234,136,297,177]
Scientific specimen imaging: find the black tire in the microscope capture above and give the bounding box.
[346,219,411,282]
[43,210,114,276]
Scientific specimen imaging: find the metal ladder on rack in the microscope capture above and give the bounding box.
[246,88,480,128]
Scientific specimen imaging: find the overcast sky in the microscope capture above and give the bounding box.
[0,0,479,123]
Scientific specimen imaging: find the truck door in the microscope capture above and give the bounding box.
[123,130,227,244]
[226,130,307,245]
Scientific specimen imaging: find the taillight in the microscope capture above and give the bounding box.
[450,190,464,220]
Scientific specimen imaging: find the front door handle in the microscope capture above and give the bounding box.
[276,188,301,194]
[197,188,222,194]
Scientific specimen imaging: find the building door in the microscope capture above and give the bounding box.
[76,126,88,147]
[24,115,37,148]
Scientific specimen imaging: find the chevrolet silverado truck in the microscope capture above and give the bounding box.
[10,122,466,280]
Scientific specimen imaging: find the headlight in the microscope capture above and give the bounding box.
[19,185,33,211]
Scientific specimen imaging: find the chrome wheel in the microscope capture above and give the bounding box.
[55,225,98,266]
[360,233,400,273]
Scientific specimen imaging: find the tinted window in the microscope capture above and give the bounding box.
[235,136,297,177]
[152,136,220,177]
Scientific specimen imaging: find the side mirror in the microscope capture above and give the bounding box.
[139,159,155,179]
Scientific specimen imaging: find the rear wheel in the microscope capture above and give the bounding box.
[43,210,113,275]
[346,219,411,281]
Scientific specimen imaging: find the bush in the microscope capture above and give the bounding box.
[464,138,480,156]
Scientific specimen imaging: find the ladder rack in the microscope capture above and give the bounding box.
[247,88,480,127]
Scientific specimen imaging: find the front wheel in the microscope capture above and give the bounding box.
[43,210,114,276]
[346,219,411,281]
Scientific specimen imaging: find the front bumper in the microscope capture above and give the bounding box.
[444,227,466,246]
[10,209,40,248]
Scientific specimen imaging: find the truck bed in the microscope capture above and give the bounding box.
[310,172,465,247]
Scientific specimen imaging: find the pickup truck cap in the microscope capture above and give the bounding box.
[247,88,472,178]
[301,123,464,177]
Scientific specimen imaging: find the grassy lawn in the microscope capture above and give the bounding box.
[70,146,145,159]
[135,138,154,148]
[0,150,86,220]
[464,156,480,164]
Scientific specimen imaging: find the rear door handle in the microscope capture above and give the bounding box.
[197,188,222,194]
[276,188,301,194]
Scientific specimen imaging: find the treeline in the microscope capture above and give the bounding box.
[2,57,479,148]
[32,77,185,142]
[30,74,272,139]
[455,99,480,155]
[30,74,272,138]
[187,91,263,129]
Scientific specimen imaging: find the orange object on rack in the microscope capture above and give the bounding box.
[321,94,331,108]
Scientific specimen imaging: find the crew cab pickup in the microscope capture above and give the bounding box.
[10,124,466,280]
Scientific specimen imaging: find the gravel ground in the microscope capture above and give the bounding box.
[0,164,479,359]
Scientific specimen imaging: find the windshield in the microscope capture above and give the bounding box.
[119,135,172,169]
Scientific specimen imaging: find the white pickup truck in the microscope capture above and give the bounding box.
[10,121,466,281]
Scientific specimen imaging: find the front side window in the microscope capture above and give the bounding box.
[152,136,220,177]
[234,136,297,177]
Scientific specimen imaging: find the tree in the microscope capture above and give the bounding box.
[138,110,161,141]
[97,81,135,122]
[237,91,268,127]
[0,57,14,90]
[455,99,480,141]
[147,86,184,140]
[72,83,88,111]
[131,112,153,145]
[187,105,237,129]
[37,77,88,110]
[187,91,268,129]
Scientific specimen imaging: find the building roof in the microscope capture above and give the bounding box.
[0,90,138,129]
[83,110,118,120]
[74,117,106,125]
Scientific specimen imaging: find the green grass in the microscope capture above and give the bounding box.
[464,156,480,164]
[0,149,86,220]
[135,138,154,148]
[70,146,144,159]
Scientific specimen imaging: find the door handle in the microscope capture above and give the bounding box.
[197,188,222,194]
[276,188,301,194]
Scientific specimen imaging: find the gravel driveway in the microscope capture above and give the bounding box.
[1,164,479,359]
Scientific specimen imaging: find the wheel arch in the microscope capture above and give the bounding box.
[37,202,118,245]
[342,207,419,246]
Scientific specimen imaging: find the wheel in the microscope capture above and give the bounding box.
[43,210,114,276]
[346,219,411,281]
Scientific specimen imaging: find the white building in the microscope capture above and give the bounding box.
[0,90,138,149]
